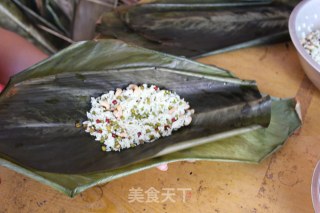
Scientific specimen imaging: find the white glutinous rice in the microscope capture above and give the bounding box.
[82,84,194,152]
[301,30,320,65]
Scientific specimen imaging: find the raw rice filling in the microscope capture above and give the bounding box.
[83,84,194,152]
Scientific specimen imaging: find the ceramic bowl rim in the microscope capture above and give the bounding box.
[288,0,320,75]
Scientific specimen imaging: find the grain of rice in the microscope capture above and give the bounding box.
[83,84,194,152]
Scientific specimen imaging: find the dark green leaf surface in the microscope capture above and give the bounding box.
[11,0,74,49]
[0,40,270,174]
[12,0,120,45]
[97,0,296,57]
[0,96,300,197]
[8,39,236,84]
[11,0,67,36]
[0,40,301,196]
[0,0,56,54]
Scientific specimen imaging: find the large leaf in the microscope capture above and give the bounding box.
[140,0,300,5]
[11,0,122,46]
[0,97,300,196]
[97,0,297,57]
[0,0,56,54]
[18,0,118,40]
[0,40,300,196]
[11,0,75,49]
[0,40,270,174]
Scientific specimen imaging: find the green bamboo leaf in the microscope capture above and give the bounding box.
[11,0,74,49]
[193,31,289,59]
[0,40,301,196]
[11,0,66,36]
[0,0,56,54]
[43,0,72,37]
[0,97,300,197]
[275,0,301,7]
[133,0,273,8]
[12,0,119,44]
[97,0,297,57]
[9,38,236,84]
[0,39,270,174]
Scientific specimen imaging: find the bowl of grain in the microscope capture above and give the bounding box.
[289,0,320,90]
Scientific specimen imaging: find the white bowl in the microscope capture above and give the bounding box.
[312,161,320,212]
[289,0,320,90]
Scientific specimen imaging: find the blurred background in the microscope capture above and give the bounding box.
[1,0,300,57]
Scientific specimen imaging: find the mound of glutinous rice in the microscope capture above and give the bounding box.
[83,84,194,152]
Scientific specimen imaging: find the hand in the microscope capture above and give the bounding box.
[0,28,48,85]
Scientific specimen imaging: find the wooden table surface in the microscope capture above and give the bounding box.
[1,42,319,213]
